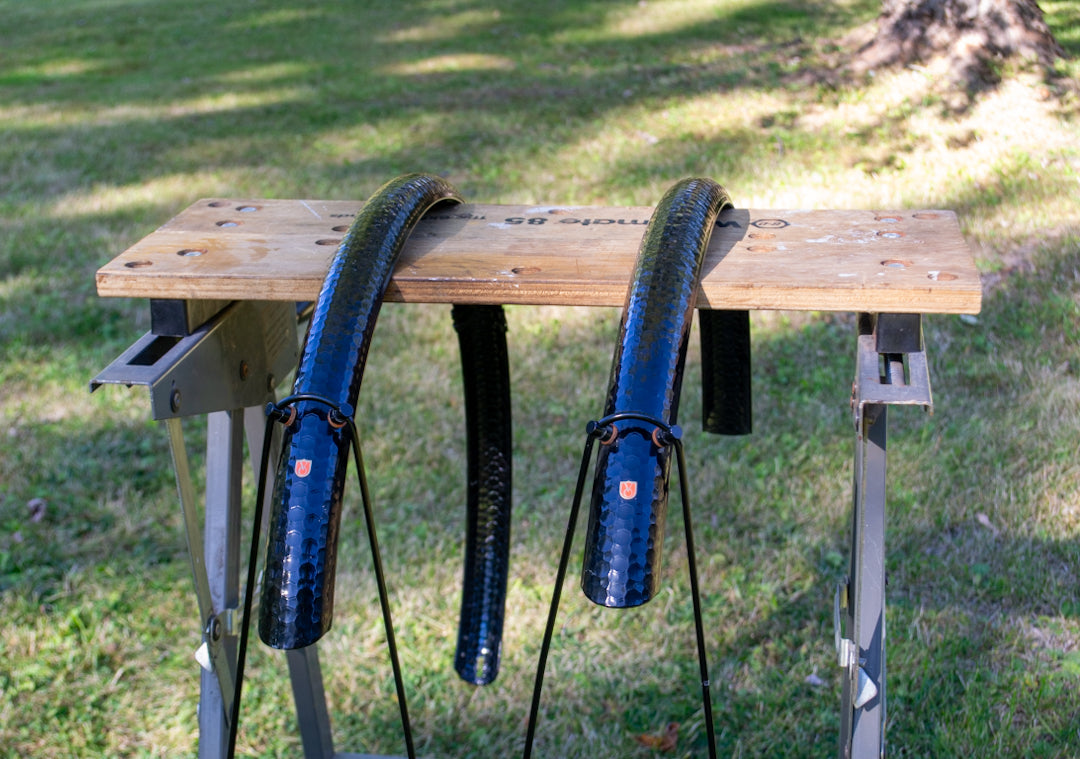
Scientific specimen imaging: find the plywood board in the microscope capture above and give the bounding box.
[96,199,981,314]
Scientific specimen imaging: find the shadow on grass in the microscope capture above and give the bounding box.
[3,0,1079,755]
[290,251,1078,756]
[0,0,860,215]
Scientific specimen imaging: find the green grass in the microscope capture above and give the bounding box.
[2,0,1080,756]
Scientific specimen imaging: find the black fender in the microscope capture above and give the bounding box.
[452,304,513,685]
[258,174,466,649]
[580,177,732,608]
[700,307,752,435]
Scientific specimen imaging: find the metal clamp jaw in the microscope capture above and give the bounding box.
[850,312,933,428]
[91,300,298,420]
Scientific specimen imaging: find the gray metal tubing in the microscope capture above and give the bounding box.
[841,403,888,759]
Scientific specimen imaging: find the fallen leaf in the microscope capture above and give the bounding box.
[634,721,678,752]
[27,498,46,523]
[805,671,825,687]
[975,512,1000,537]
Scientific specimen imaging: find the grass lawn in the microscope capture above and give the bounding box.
[2,0,1080,756]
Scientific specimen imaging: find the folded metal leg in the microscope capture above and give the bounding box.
[837,313,932,759]
[838,401,887,759]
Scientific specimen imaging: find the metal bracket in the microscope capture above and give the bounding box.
[90,300,298,419]
[852,313,933,426]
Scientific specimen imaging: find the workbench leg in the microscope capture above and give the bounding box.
[197,410,245,758]
[839,403,887,759]
[287,646,337,758]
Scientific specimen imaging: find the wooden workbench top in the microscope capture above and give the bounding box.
[96,199,981,314]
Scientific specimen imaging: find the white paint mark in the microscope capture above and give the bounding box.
[838,273,856,278]
[526,206,575,214]
[300,200,322,219]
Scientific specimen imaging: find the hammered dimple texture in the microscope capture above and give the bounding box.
[581,178,731,609]
[451,305,513,685]
[259,174,461,650]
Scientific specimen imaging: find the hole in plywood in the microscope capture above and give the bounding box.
[124,260,153,268]
[207,201,229,208]
[881,259,912,269]
[511,266,542,275]
[177,249,206,257]
[236,205,259,213]
[877,231,905,239]
[751,218,789,229]
[912,212,941,220]
[332,226,350,233]
[216,220,239,228]
[928,271,958,281]
[316,239,341,246]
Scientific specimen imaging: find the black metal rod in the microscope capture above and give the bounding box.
[227,410,277,758]
[525,414,718,758]
[236,396,416,759]
[673,437,717,759]
[522,426,600,759]
[346,416,415,759]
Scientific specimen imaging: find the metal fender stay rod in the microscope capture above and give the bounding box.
[525,177,747,759]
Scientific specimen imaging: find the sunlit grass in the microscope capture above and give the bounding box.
[384,54,518,76]
[45,174,249,218]
[1,0,1079,756]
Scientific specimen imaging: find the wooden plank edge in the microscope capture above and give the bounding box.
[95,270,982,314]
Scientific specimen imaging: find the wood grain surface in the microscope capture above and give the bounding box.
[96,199,981,314]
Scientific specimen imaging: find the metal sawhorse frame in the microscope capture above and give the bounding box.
[92,200,978,758]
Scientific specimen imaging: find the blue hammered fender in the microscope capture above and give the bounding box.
[259,174,518,655]
[580,177,732,608]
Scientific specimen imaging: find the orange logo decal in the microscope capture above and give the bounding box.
[294,459,313,477]
[619,480,638,500]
